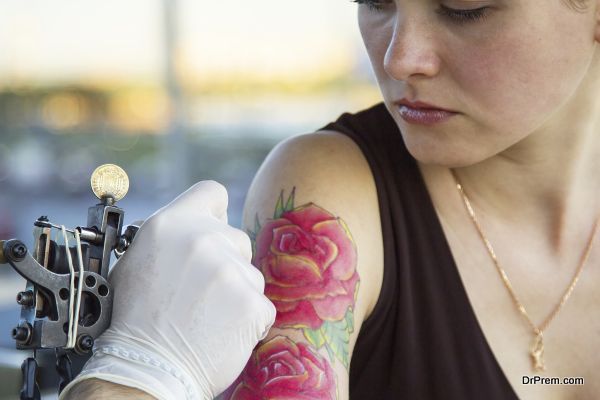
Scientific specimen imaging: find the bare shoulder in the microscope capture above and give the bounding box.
[246,130,376,197]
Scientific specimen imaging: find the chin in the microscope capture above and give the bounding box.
[401,134,491,168]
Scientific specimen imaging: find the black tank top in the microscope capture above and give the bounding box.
[320,103,519,400]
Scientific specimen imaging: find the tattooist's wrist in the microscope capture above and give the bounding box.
[59,342,209,400]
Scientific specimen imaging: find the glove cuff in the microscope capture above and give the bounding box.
[59,344,207,400]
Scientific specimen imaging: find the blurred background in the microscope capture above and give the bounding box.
[0,0,380,398]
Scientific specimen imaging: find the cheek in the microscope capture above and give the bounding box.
[452,20,594,137]
[358,10,394,87]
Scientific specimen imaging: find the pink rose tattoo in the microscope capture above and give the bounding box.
[223,335,337,400]
[254,202,359,330]
[249,189,359,369]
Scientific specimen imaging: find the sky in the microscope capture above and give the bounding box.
[0,0,365,86]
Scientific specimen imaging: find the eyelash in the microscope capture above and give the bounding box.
[352,1,490,24]
[436,5,490,23]
[351,0,388,12]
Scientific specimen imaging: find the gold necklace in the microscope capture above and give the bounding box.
[450,169,599,372]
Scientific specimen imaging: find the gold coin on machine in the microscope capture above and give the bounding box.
[90,164,129,202]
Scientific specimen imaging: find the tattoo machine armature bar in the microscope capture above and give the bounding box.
[0,164,138,400]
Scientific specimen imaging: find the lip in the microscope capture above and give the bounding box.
[394,99,458,125]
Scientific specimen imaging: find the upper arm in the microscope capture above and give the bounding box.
[222,131,383,399]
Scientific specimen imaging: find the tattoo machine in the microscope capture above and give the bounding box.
[0,164,139,400]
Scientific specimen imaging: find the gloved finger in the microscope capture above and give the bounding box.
[221,224,253,263]
[167,213,248,259]
[161,180,229,223]
[212,224,265,292]
[257,295,276,340]
[189,228,265,293]
[229,252,265,293]
[237,293,276,342]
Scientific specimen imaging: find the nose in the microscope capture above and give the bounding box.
[383,14,441,81]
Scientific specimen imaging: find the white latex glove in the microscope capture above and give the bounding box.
[60,181,276,400]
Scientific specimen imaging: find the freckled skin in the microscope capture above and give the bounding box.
[358,1,599,166]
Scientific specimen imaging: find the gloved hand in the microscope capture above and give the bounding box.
[59,181,276,400]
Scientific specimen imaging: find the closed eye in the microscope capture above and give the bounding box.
[351,0,392,12]
[353,0,491,25]
[436,5,491,24]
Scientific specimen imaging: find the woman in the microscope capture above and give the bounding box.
[64,0,600,398]
[225,0,599,398]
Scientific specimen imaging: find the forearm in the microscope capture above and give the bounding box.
[62,378,157,400]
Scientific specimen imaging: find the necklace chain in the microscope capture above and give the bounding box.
[450,169,599,372]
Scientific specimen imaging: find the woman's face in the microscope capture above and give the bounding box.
[358,0,600,166]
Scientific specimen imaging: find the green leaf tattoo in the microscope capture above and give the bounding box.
[303,308,355,369]
[303,327,326,349]
[273,187,295,219]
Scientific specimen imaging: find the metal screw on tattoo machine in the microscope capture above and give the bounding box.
[0,164,140,400]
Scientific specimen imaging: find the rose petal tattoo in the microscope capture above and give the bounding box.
[222,335,337,400]
[223,189,359,399]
